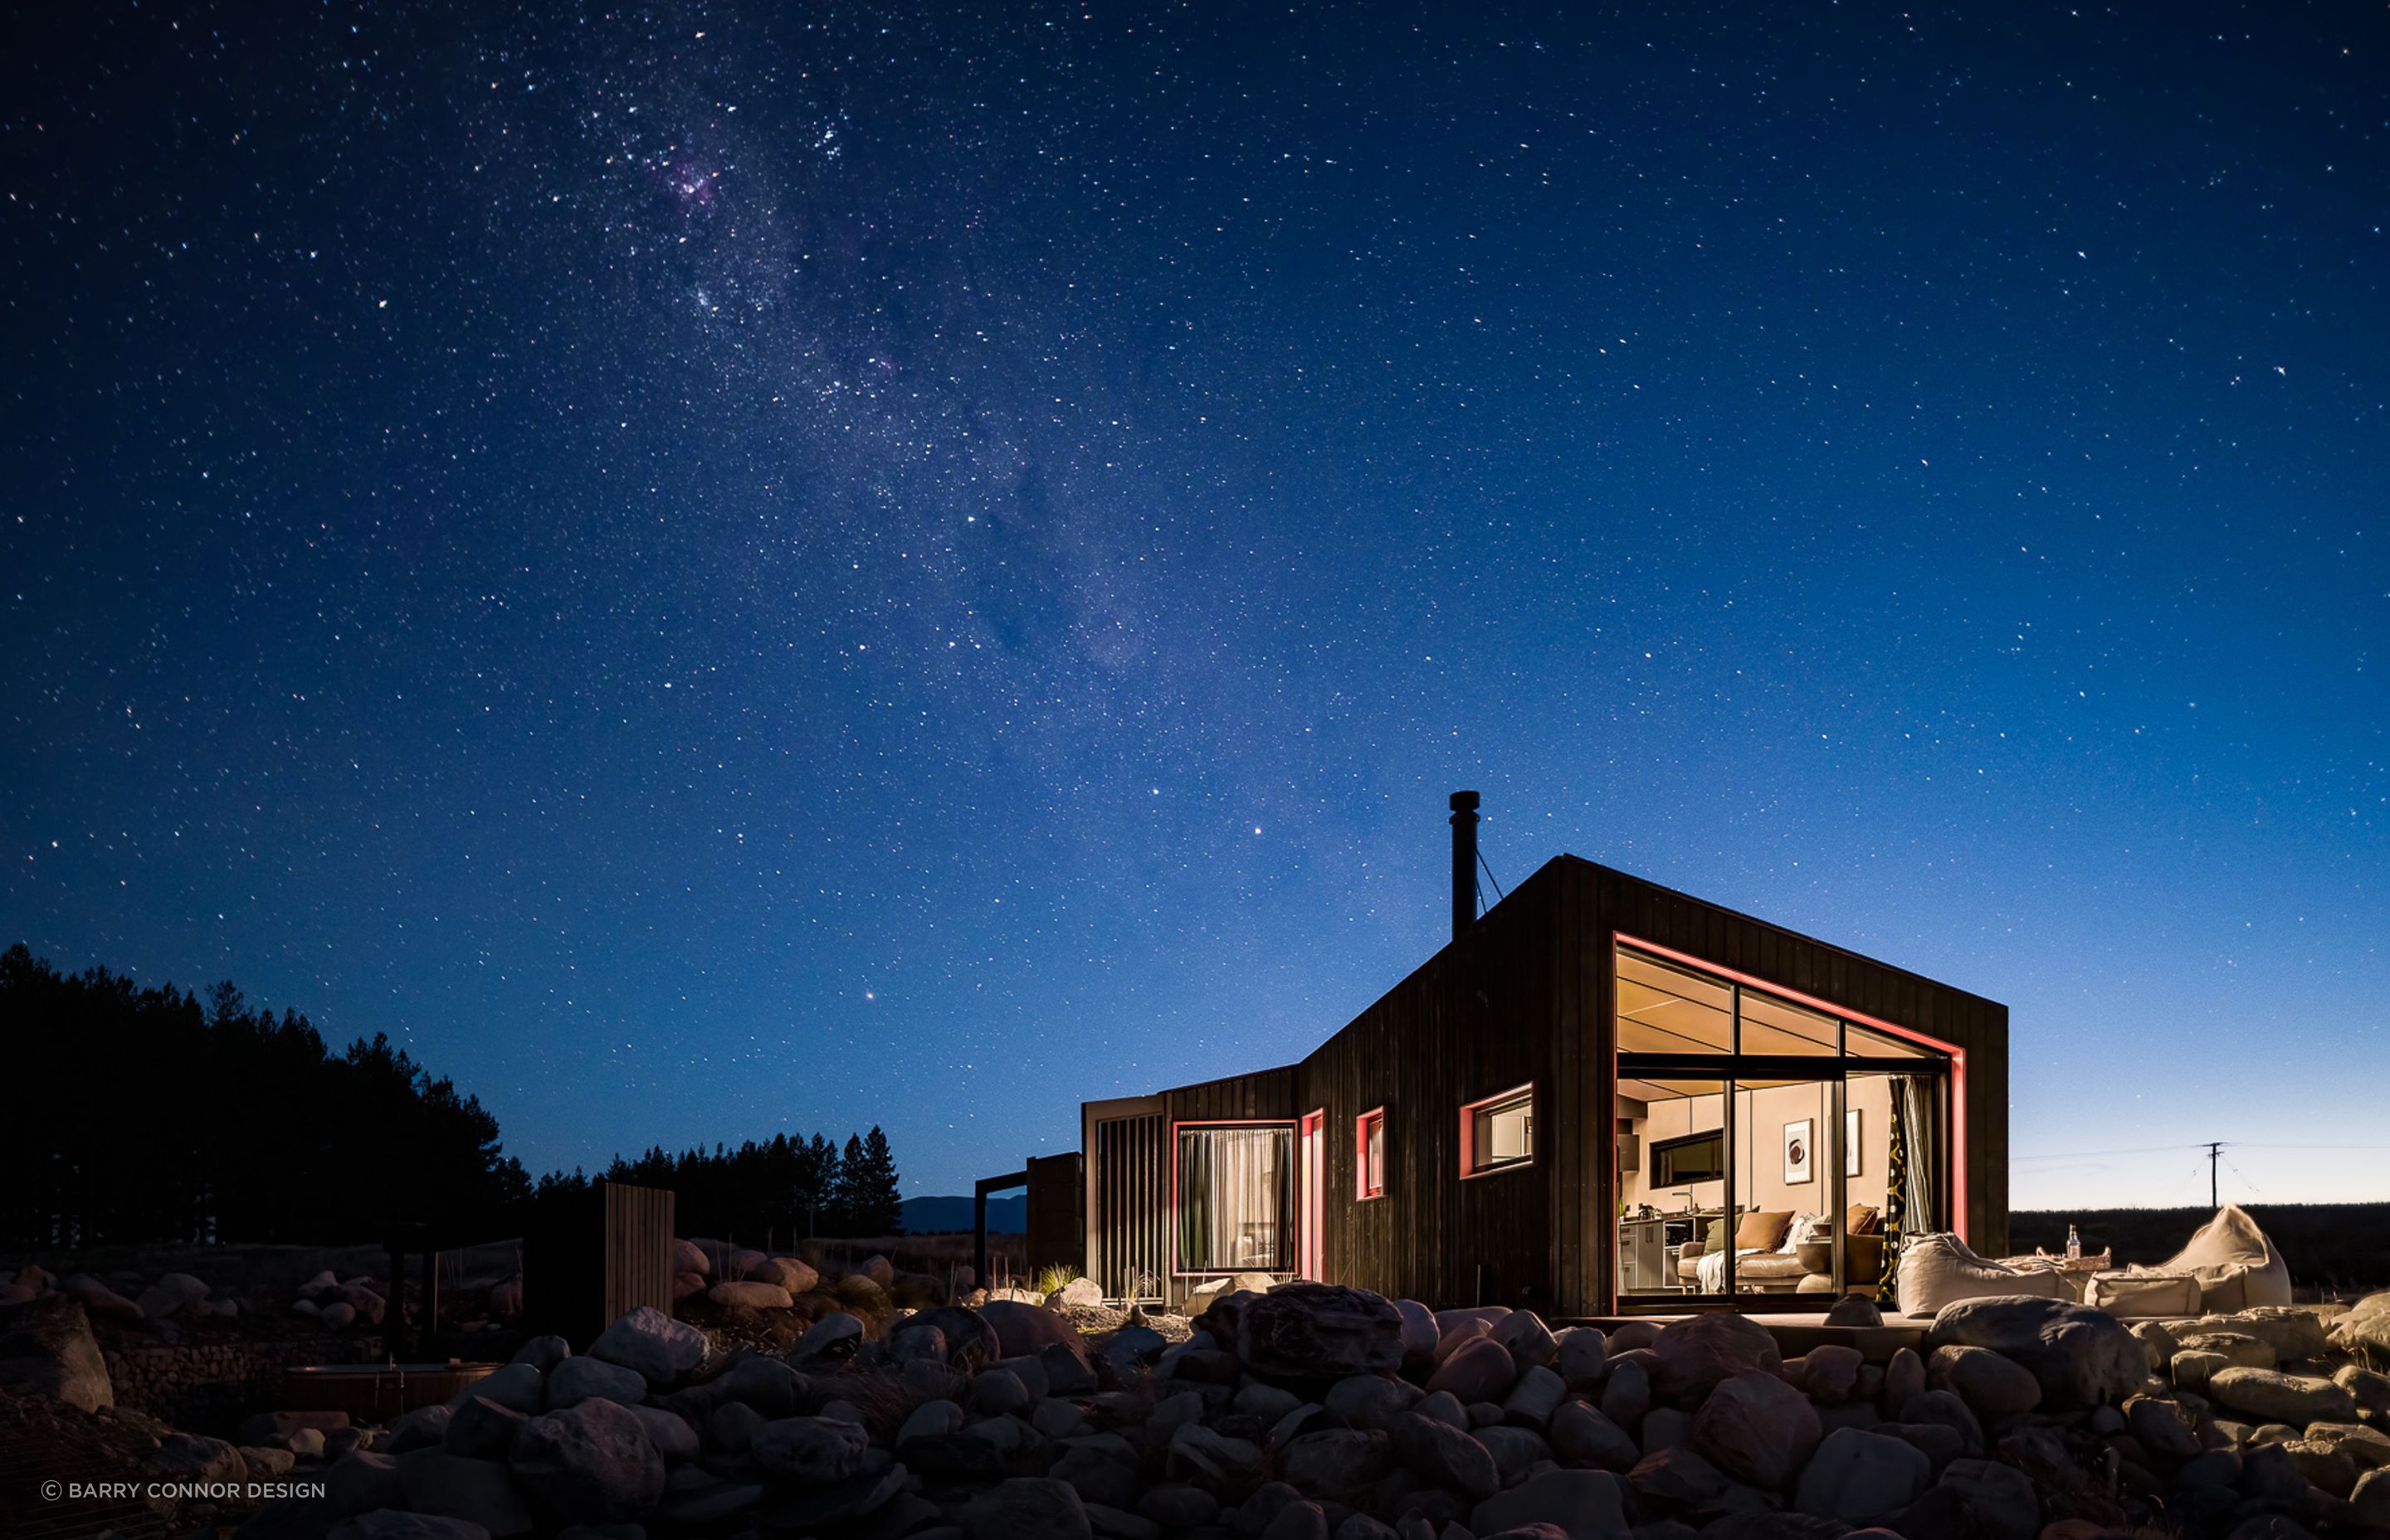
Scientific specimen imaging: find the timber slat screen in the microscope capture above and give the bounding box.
[527,1180,676,1348]
[1090,1106,1167,1303]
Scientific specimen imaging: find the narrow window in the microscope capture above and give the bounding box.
[1176,1123,1295,1273]
[1462,1084,1535,1176]
[1355,1108,1387,1199]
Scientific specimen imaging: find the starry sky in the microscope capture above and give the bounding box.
[5,2,2385,1208]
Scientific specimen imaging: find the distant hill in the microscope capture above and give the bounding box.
[901,1194,1026,1234]
[2012,1202,2390,1289]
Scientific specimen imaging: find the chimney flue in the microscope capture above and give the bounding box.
[1450,790,1480,941]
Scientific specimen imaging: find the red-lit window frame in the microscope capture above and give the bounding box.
[1459,1082,1535,1178]
[1354,1107,1387,1200]
[1612,932,1971,1245]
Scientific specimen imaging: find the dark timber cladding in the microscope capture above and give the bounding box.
[1105,852,2009,1318]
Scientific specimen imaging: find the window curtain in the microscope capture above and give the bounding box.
[1178,1127,1291,1272]
[1874,1074,1940,1305]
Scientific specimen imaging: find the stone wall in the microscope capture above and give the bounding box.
[105,1336,386,1430]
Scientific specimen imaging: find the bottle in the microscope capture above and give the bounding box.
[2066,1224,2082,1260]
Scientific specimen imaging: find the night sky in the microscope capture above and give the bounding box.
[6,2,2384,1208]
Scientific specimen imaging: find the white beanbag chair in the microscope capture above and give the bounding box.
[1895,1232,2071,1317]
[2084,1269,2204,1318]
[2153,1205,2291,1313]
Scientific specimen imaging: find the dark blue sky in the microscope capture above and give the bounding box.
[5,2,2383,1204]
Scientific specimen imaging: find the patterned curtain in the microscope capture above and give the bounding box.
[1875,1090,1909,1305]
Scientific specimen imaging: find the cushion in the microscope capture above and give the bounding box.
[1786,1212,1830,1247]
[1895,1232,2072,1316]
[2085,1270,2203,1318]
[1846,1205,1882,1236]
[2156,1205,2292,1313]
[1735,1209,1795,1252]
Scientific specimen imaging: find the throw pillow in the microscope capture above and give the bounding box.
[1846,1205,1882,1235]
[1734,1209,1794,1252]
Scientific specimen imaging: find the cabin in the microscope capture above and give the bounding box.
[1076,793,2007,1318]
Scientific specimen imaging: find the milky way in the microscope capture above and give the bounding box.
[4,1,2385,1202]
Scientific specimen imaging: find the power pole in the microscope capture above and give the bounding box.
[2207,1142,2222,1209]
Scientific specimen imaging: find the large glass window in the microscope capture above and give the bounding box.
[1464,1086,1534,1175]
[1612,944,1951,1308]
[1178,1124,1294,1274]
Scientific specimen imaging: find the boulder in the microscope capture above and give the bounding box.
[979,1300,1082,1362]
[322,1302,358,1328]
[754,1256,818,1294]
[1882,1347,1924,1410]
[388,1404,455,1453]
[1396,1299,1441,1372]
[59,1274,144,1323]
[1504,1363,1568,1428]
[2334,1364,2390,1417]
[397,1451,531,1536]
[2124,1395,2201,1460]
[1823,1294,1885,1328]
[1895,1389,1983,1458]
[630,1404,699,1464]
[2176,1330,2275,1370]
[2205,1367,2357,1426]
[1429,1335,1521,1405]
[671,1238,711,1275]
[445,1396,529,1460]
[1792,1425,1930,1525]
[708,1280,795,1310]
[1050,1275,1104,1309]
[1550,1399,1638,1471]
[788,1312,866,1362]
[1277,1428,1394,1499]
[750,1416,871,1483]
[1556,1326,1607,1386]
[968,1476,1095,1540]
[1237,1284,1405,1386]
[1626,1443,1731,1508]
[1924,1297,2141,1407]
[136,1271,212,1320]
[546,1356,646,1408]
[2329,1291,2390,1361]
[1386,1412,1500,1500]
[509,1398,666,1522]
[2171,1350,2231,1393]
[1648,1313,1781,1407]
[509,1336,570,1373]
[2354,1467,2390,1529]
[1890,1457,2038,1540]
[589,1304,709,1386]
[1598,1357,1649,1428]
[0,1294,112,1411]
[1467,1468,1630,1539]
[1494,1309,1560,1372]
[324,1450,405,1516]
[1690,1369,1821,1489]
[154,1432,247,1484]
[671,1271,706,1301]
[1800,1343,1863,1405]
[1925,1344,2041,1421]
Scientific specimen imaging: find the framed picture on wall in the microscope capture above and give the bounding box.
[1783,1118,1813,1185]
[1846,1109,1862,1177]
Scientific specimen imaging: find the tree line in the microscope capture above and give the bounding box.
[0,945,905,1250]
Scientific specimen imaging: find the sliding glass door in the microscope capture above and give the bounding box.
[1612,944,1950,1310]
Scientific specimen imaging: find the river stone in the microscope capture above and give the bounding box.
[1467,1468,1629,1539]
[2354,1467,2390,1528]
[2331,1292,2390,1361]
[1924,1297,2141,1408]
[2175,1331,2275,1370]
[1325,1372,1418,1429]
[586,1305,707,1386]
[1386,1411,1500,1500]
[509,1398,664,1523]
[1649,1313,1781,1407]
[1505,1364,1568,1428]
[1824,1294,1885,1328]
[1278,1428,1393,1499]
[1550,1399,1638,1470]
[981,1299,1088,1362]
[1168,1423,1264,1486]
[326,1516,496,1540]
[2206,1368,2358,1427]
[1801,1344,1863,1405]
[1926,1345,2041,1421]
[1556,1327,1607,1386]
[1891,1457,2038,1540]
[547,1356,645,1409]
[1626,1444,1730,1507]
[1599,1357,1649,1428]
[1881,1347,1924,1411]
[750,1415,870,1483]
[1429,1334,1521,1405]
[1690,1370,1821,1489]
[1396,1300,1441,1373]
[1494,1309,1560,1372]
[444,1397,528,1460]
[2335,1364,2390,1416]
[2124,1395,2200,1460]
[1792,1425,1930,1525]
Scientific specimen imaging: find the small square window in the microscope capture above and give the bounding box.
[1463,1085,1534,1176]
[1355,1108,1387,1200]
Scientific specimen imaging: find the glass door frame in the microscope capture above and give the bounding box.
[1616,1050,1943,1311]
